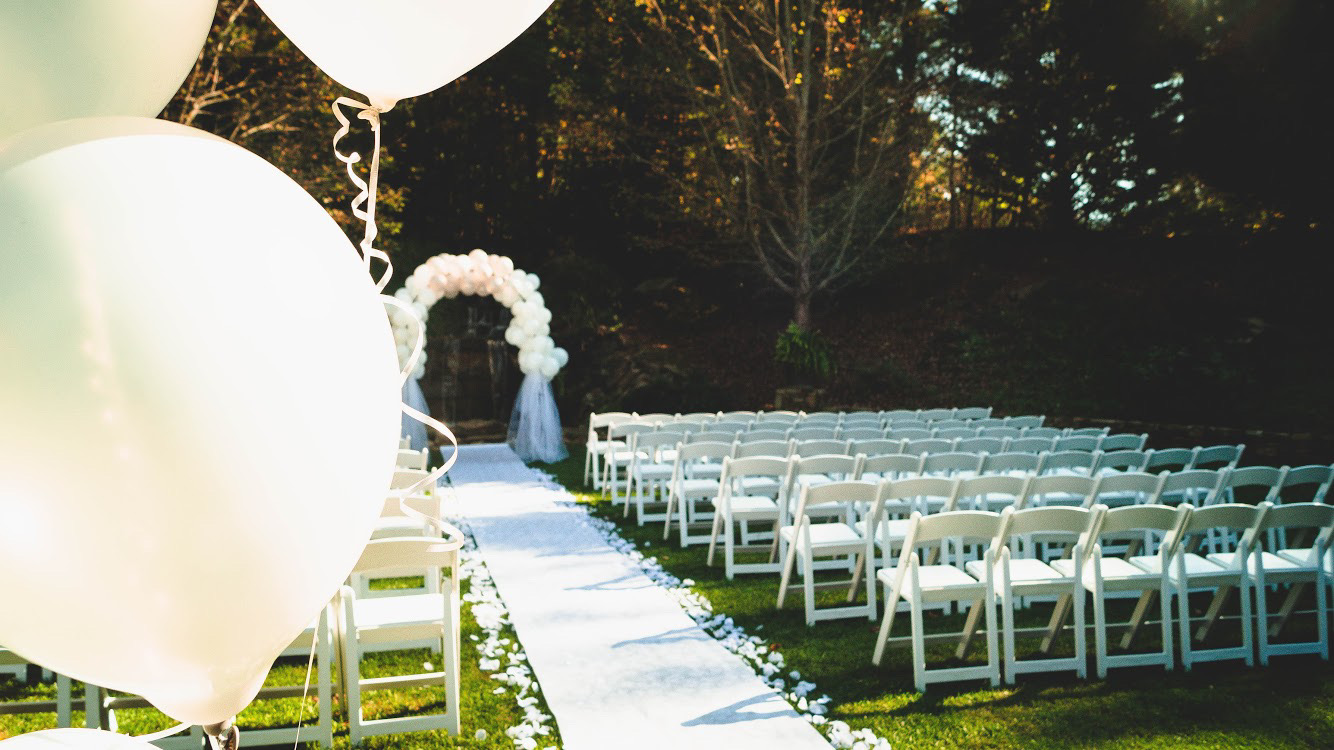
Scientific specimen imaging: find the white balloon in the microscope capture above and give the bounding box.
[540,358,559,379]
[0,118,400,726]
[504,326,523,346]
[527,291,545,308]
[254,0,555,110]
[0,728,161,749]
[528,273,541,291]
[536,307,553,324]
[0,1,217,142]
[553,347,569,367]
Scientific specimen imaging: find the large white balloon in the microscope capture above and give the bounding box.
[0,729,160,749]
[0,1,218,142]
[0,118,400,726]
[255,0,555,110]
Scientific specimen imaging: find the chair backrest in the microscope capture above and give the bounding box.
[1221,465,1284,504]
[675,440,734,466]
[1091,471,1164,505]
[790,426,839,441]
[920,451,983,476]
[903,437,955,456]
[934,427,980,440]
[1054,435,1100,452]
[677,412,717,421]
[1000,505,1098,544]
[881,475,961,513]
[609,421,657,440]
[713,420,752,433]
[1159,469,1224,504]
[1144,447,1198,473]
[1192,444,1245,470]
[793,479,879,523]
[888,418,930,432]
[918,408,956,422]
[791,453,861,482]
[972,417,1008,429]
[792,438,851,458]
[1007,436,1056,453]
[1256,503,1334,565]
[352,534,462,578]
[901,509,1006,553]
[956,474,1030,512]
[1005,415,1045,429]
[954,407,993,421]
[391,468,431,490]
[721,455,792,490]
[842,411,883,426]
[981,451,1041,476]
[1093,449,1149,475]
[931,419,972,432]
[853,438,903,457]
[888,428,933,441]
[398,436,413,450]
[396,448,428,470]
[717,410,757,420]
[590,411,635,430]
[798,412,840,426]
[1096,503,1190,539]
[1277,464,1334,503]
[862,452,924,479]
[733,439,793,458]
[957,437,1008,455]
[694,429,741,443]
[1065,427,1111,438]
[1022,426,1063,440]
[841,427,887,441]
[756,410,800,424]
[1176,502,1268,564]
[1038,450,1096,475]
[1098,433,1149,452]
[740,429,791,443]
[980,426,1025,440]
[1023,474,1098,509]
[632,430,688,459]
[881,409,919,423]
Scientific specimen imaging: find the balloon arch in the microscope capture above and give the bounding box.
[387,250,568,462]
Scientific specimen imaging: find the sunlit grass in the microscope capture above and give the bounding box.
[544,446,1334,749]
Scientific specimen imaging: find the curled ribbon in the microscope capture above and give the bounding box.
[333,97,393,292]
[382,294,461,500]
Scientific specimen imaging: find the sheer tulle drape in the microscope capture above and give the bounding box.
[401,376,430,450]
[507,372,568,463]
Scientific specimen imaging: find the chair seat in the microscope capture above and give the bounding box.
[1208,550,1307,574]
[609,450,646,464]
[967,557,1068,584]
[677,478,720,496]
[1128,552,1225,578]
[352,593,445,631]
[635,464,675,480]
[877,564,983,595]
[1052,556,1158,584]
[779,522,862,549]
[1277,548,1333,571]
[714,495,779,514]
[589,439,624,452]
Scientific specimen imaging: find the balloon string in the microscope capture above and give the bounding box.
[290,626,318,750]
[333,97,392,292]
[136,723,190,742]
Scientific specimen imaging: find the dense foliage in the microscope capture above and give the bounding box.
[166,0,1330,430]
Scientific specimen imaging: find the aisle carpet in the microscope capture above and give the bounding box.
[443,443,831,750]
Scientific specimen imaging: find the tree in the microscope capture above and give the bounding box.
[642,0,938,330]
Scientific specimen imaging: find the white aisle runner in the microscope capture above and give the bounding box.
[444,443,831,750]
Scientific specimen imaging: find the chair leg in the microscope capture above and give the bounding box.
[1040,595,1071,654]
[911,592,927,692]
[1073,584,1087,678]
[1239,578,1255,666]
[1002,571,1017,684]
[1269,582,1306,638]
[1093,583,1108,679]
[723,513,737,580]
[777,529,799,609]
[956,598,986,660]
[1120,590,1158,650]
[802,537,817,626]
[706,509,723,567]
[1196,585,1233,641]
[847,553,866,603]
[1178,583,1194,670]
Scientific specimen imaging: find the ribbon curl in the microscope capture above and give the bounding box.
[333,97,393,292]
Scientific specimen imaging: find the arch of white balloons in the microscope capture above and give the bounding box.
[390,249,569,382]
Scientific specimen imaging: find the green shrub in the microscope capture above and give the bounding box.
[774,322,835,385]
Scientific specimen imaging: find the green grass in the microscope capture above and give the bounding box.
[1,562,560,748]
[544,447,1334,749]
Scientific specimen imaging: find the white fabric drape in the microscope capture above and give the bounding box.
[401,376,430,450]
[507,372,568,463]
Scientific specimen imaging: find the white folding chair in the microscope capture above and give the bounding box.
[777,480,881,624]
[841,427,887,441]
[1097,433,1148,452]
[707,455,791,579]
[859,452,922,482]
[626,430,688,525]
[584,411,634,487]
[873,510,1005,692]
[396,447,428,470]
[919,451,983,481]
[0,649,79,731]
[918,409,955,423]
[791,438,850,458]
[956,437,1008,455]
[1054,504,1191,677]
[1005,415,1045,430]
[1006,436,1055,453]
[602,421,656,505]
[853,439,905,460]
[976,506,1096,683]
[1022,426,1063,441]
[954,407,993,421]
[979,451,1041,479]
[338,529,464,744]
[1275,464,1334,504]
[663,441,733,547]
[1191,444,1246,471]
[1253,503,1333,664]
[790,427,839,441]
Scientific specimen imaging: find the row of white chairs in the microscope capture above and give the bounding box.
[647,440,1254,544]
[866,499,1332,690]
[2,468,460,748]
[584,408,1044,488]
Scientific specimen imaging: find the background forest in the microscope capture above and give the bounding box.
[167,0,1333,445]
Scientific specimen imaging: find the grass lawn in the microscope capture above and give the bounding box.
[544,446,1334,749]
[0,551,560,749]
